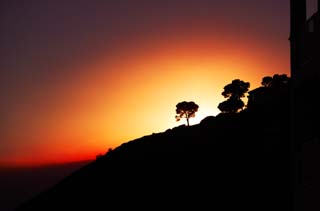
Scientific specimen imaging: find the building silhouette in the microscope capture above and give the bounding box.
[290,0,320,81]
[290,0,320,142]
[290,1,320,211]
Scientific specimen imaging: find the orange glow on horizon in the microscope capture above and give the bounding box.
[1,32,290,167]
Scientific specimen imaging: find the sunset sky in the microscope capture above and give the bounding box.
[1,0,318,166]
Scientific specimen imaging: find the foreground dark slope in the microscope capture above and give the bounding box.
[16,96,291,210]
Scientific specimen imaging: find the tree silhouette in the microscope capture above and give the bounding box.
[247,74,290,112]
[271,74,290,88]
[261,74,289,88]
[218,79,250,113]
[175,101,199,126]
[218,97,245,113]
[261,76,273,87]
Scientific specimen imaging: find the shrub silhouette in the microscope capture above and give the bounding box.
[218,79,250,113]
[261,76,273,87]
[175,101,199,126]
[247,74,290,112]
[270,74,290,88]
[262,74,289,88]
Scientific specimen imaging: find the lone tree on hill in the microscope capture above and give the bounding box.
[218,79,250,113]
[175,101,199,126]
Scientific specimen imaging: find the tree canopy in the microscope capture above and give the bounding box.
[218,79,250,113]
[175,101,199,126]
[221,79,250,99]
[261,76,273,87]
[261,74,289,88]
[218,97,245,114]
[247,74,290,111]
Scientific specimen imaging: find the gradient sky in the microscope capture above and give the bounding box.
[1,0,317,166]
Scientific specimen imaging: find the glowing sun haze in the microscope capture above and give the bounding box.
[1,0,291,166]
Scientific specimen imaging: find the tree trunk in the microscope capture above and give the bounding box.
[186,118,189,126]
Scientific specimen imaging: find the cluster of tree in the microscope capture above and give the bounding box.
[261,74,290,88]
[175,74,290,126]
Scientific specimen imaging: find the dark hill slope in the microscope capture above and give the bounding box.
[15,106,291,210]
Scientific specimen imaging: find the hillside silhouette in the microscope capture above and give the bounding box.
[11,1,320,209]
[15,76,292,211]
